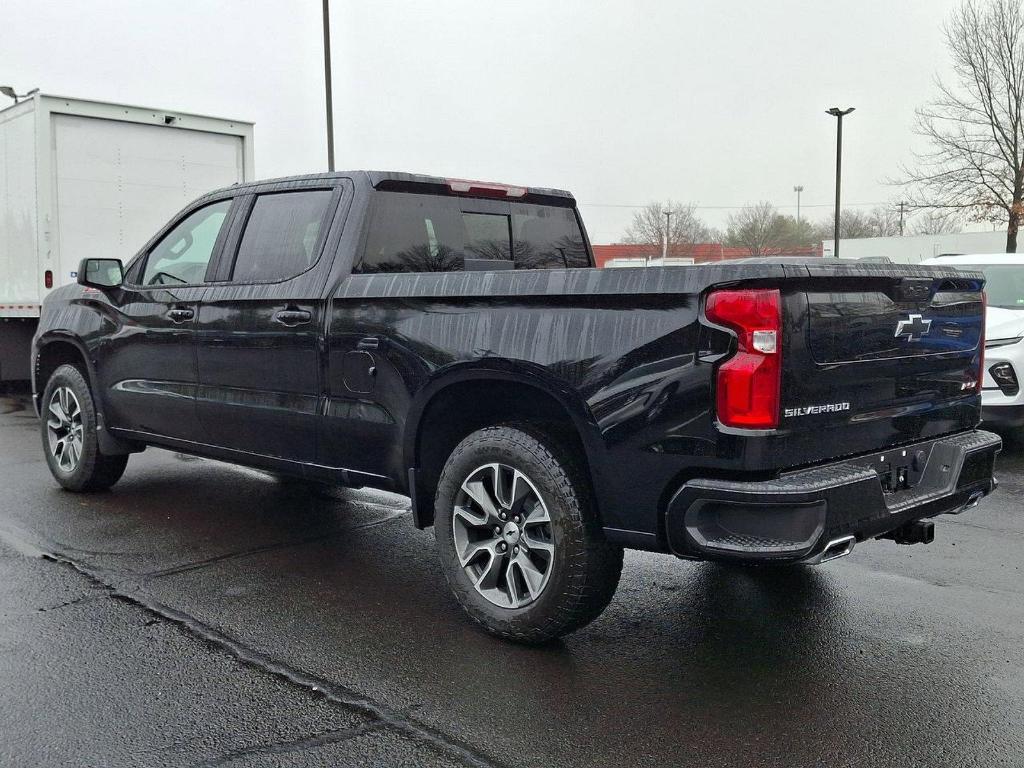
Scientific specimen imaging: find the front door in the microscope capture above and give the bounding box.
[195,183,346,463]
[101,198,234,443]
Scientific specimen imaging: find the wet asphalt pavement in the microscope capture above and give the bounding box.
[1,393,1022,767]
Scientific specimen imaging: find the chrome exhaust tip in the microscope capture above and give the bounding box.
[950,489,985,515]
[962,490,985,513]
[814,534,856,564]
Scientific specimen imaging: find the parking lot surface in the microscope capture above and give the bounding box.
[1,393,1022,767]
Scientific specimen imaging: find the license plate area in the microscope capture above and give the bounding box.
[851,444,936,495]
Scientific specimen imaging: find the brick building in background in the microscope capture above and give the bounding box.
[591,243,823,268]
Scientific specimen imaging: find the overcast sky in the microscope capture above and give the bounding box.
[6,0,968,241]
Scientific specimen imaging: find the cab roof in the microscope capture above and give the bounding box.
[222,171,575,206]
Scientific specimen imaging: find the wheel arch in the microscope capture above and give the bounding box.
[403,363,603,529]
[34,332,137,455]
[34,333,96,397]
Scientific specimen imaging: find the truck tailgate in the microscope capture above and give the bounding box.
[780,269,984,443]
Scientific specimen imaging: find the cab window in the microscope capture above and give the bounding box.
[230,190,334,283]
[357,192,589,273]
[141,200,232,286]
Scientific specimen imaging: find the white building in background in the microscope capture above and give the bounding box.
[823,230,1009,263]
[602,256,695,268]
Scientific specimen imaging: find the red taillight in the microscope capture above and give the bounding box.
[446,178,527,199]
[705,288,782,429]
[977,291,986,392]
[44,270,53,289]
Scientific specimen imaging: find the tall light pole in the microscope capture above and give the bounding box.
[662,209,673,262]
[793,185,804,226]
[826,107,854,258]
[322,0,335,171]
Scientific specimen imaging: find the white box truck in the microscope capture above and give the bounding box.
[0,93,254,381]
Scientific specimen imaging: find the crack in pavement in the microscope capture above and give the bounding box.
[139,509,410,580]
[36,590,111,613]
[944,518,1024,538]
[192,721,389,767]
[139,532,346,580]
[0,526,507,768]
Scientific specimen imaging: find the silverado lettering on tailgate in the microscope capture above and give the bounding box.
[783,402,851,418]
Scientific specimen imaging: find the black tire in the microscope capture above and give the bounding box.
[40,364,129,492]
[434,423,623,644]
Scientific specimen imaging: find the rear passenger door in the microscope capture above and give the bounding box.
[194,179,349,463]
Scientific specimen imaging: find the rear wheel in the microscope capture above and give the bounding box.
[434,423,623,644]
[41,364,128,491]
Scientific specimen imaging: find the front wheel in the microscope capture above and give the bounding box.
[41,364,128,491]
[434,424,623,644]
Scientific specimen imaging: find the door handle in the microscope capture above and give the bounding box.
[166,307,194,323]
[273,308,312,326]
[357,336,380,350]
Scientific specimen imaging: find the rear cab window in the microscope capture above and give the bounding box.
[357,192,590,273]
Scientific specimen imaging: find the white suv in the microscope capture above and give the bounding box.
[923,253,1024,431]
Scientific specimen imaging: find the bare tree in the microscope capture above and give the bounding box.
[900,0,1024,251]
[387,243,463,272]
[725,202,789,256]
[866,205,903,237]
[909,209,964,234]
[816,206,913,240]
[834,209,876,239]
[622,201,711,253]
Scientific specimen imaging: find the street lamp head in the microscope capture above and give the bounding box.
[0,86,36,104]
[826,107,854,258]
[793,185,804,193]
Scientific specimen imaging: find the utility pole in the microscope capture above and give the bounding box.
[322,0,335,171]
[826,107,855,258]
[897,201,907,236]
[793,185,804,226]
[662,209,673,262]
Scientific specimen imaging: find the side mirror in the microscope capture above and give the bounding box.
[77,258,124,289]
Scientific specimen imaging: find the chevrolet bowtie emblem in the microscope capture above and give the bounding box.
[894,313,932,341]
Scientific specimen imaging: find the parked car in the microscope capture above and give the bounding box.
[32,171,1000,642]
[923,253,1024,431]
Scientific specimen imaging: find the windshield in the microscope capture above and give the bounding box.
[975,265,1024,309]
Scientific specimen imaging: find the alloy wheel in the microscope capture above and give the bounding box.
[452,462,555,609]
[46,386,84,473]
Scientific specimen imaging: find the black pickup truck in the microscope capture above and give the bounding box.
[32,171,1000,642]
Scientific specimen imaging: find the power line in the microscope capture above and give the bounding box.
[578,200,893,210]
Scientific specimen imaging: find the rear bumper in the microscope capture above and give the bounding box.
[665,429,1001,563]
